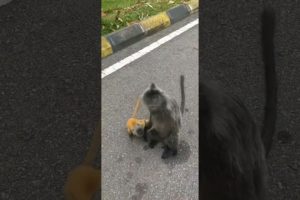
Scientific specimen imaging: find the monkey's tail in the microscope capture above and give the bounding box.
[261,8,277,157]
[132,97,142,118]
[180,75,185,115]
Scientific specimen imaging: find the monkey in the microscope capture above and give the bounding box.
[199,8,277,200]
[126,96,151,138]
[64,118,101,200]
[141,75,185,159]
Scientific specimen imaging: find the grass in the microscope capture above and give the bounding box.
[101,0,188,36]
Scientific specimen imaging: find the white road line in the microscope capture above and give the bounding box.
[101,18,199,79]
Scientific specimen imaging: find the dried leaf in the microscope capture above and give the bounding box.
[145,3,154,9]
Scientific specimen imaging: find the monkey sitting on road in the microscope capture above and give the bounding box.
[142,75,185,159]
[199,8,277,200]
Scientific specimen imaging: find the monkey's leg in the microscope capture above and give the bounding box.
[161,132,178,159]
[147,128,159,148]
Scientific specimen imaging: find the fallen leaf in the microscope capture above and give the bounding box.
[145,2,154,9]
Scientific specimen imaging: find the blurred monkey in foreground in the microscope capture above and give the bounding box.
[64,119,101,200]
[199,8,277,200]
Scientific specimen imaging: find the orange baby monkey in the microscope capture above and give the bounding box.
[126,96,150,138]
[64,118,101,200]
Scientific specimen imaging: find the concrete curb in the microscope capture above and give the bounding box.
[101,0,199,58]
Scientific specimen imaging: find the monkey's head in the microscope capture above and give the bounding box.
[127,118,148,137]
[133,125,145,137]
[142,83,167,112]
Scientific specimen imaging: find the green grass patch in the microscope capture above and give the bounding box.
[101,0,188,36]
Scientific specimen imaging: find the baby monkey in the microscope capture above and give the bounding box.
[142,75,185,159]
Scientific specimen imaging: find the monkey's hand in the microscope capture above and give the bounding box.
[149,140,159,148]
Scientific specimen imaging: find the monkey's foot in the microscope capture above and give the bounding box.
[161,148,177,159]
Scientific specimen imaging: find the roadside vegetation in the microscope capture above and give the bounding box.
[101,0,188,35]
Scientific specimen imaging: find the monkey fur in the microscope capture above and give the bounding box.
[64,119,101,200]
[142,75,185,159]
[126,96,151,138]
[199,8,277,200]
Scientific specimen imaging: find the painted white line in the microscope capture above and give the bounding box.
[101,18,199,79]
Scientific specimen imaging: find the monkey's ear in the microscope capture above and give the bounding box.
[150,83,156,90]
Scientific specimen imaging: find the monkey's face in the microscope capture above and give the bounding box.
[127,118,146,137]
[132,124,145,137]
[142,83,166,112]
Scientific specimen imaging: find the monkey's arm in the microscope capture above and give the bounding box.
[144,114,159,148]
[146,127,160,148]
[143,117,152,141]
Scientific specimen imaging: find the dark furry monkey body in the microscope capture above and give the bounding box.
[142,75,185,159]
[199,8,277,200]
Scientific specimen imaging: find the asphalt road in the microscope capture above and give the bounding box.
[199,0,300,199]
[0,1,100,199]
[101,14,199,200]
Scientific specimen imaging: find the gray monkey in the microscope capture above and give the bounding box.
[142,75,185,159]
[198,8,277,200]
